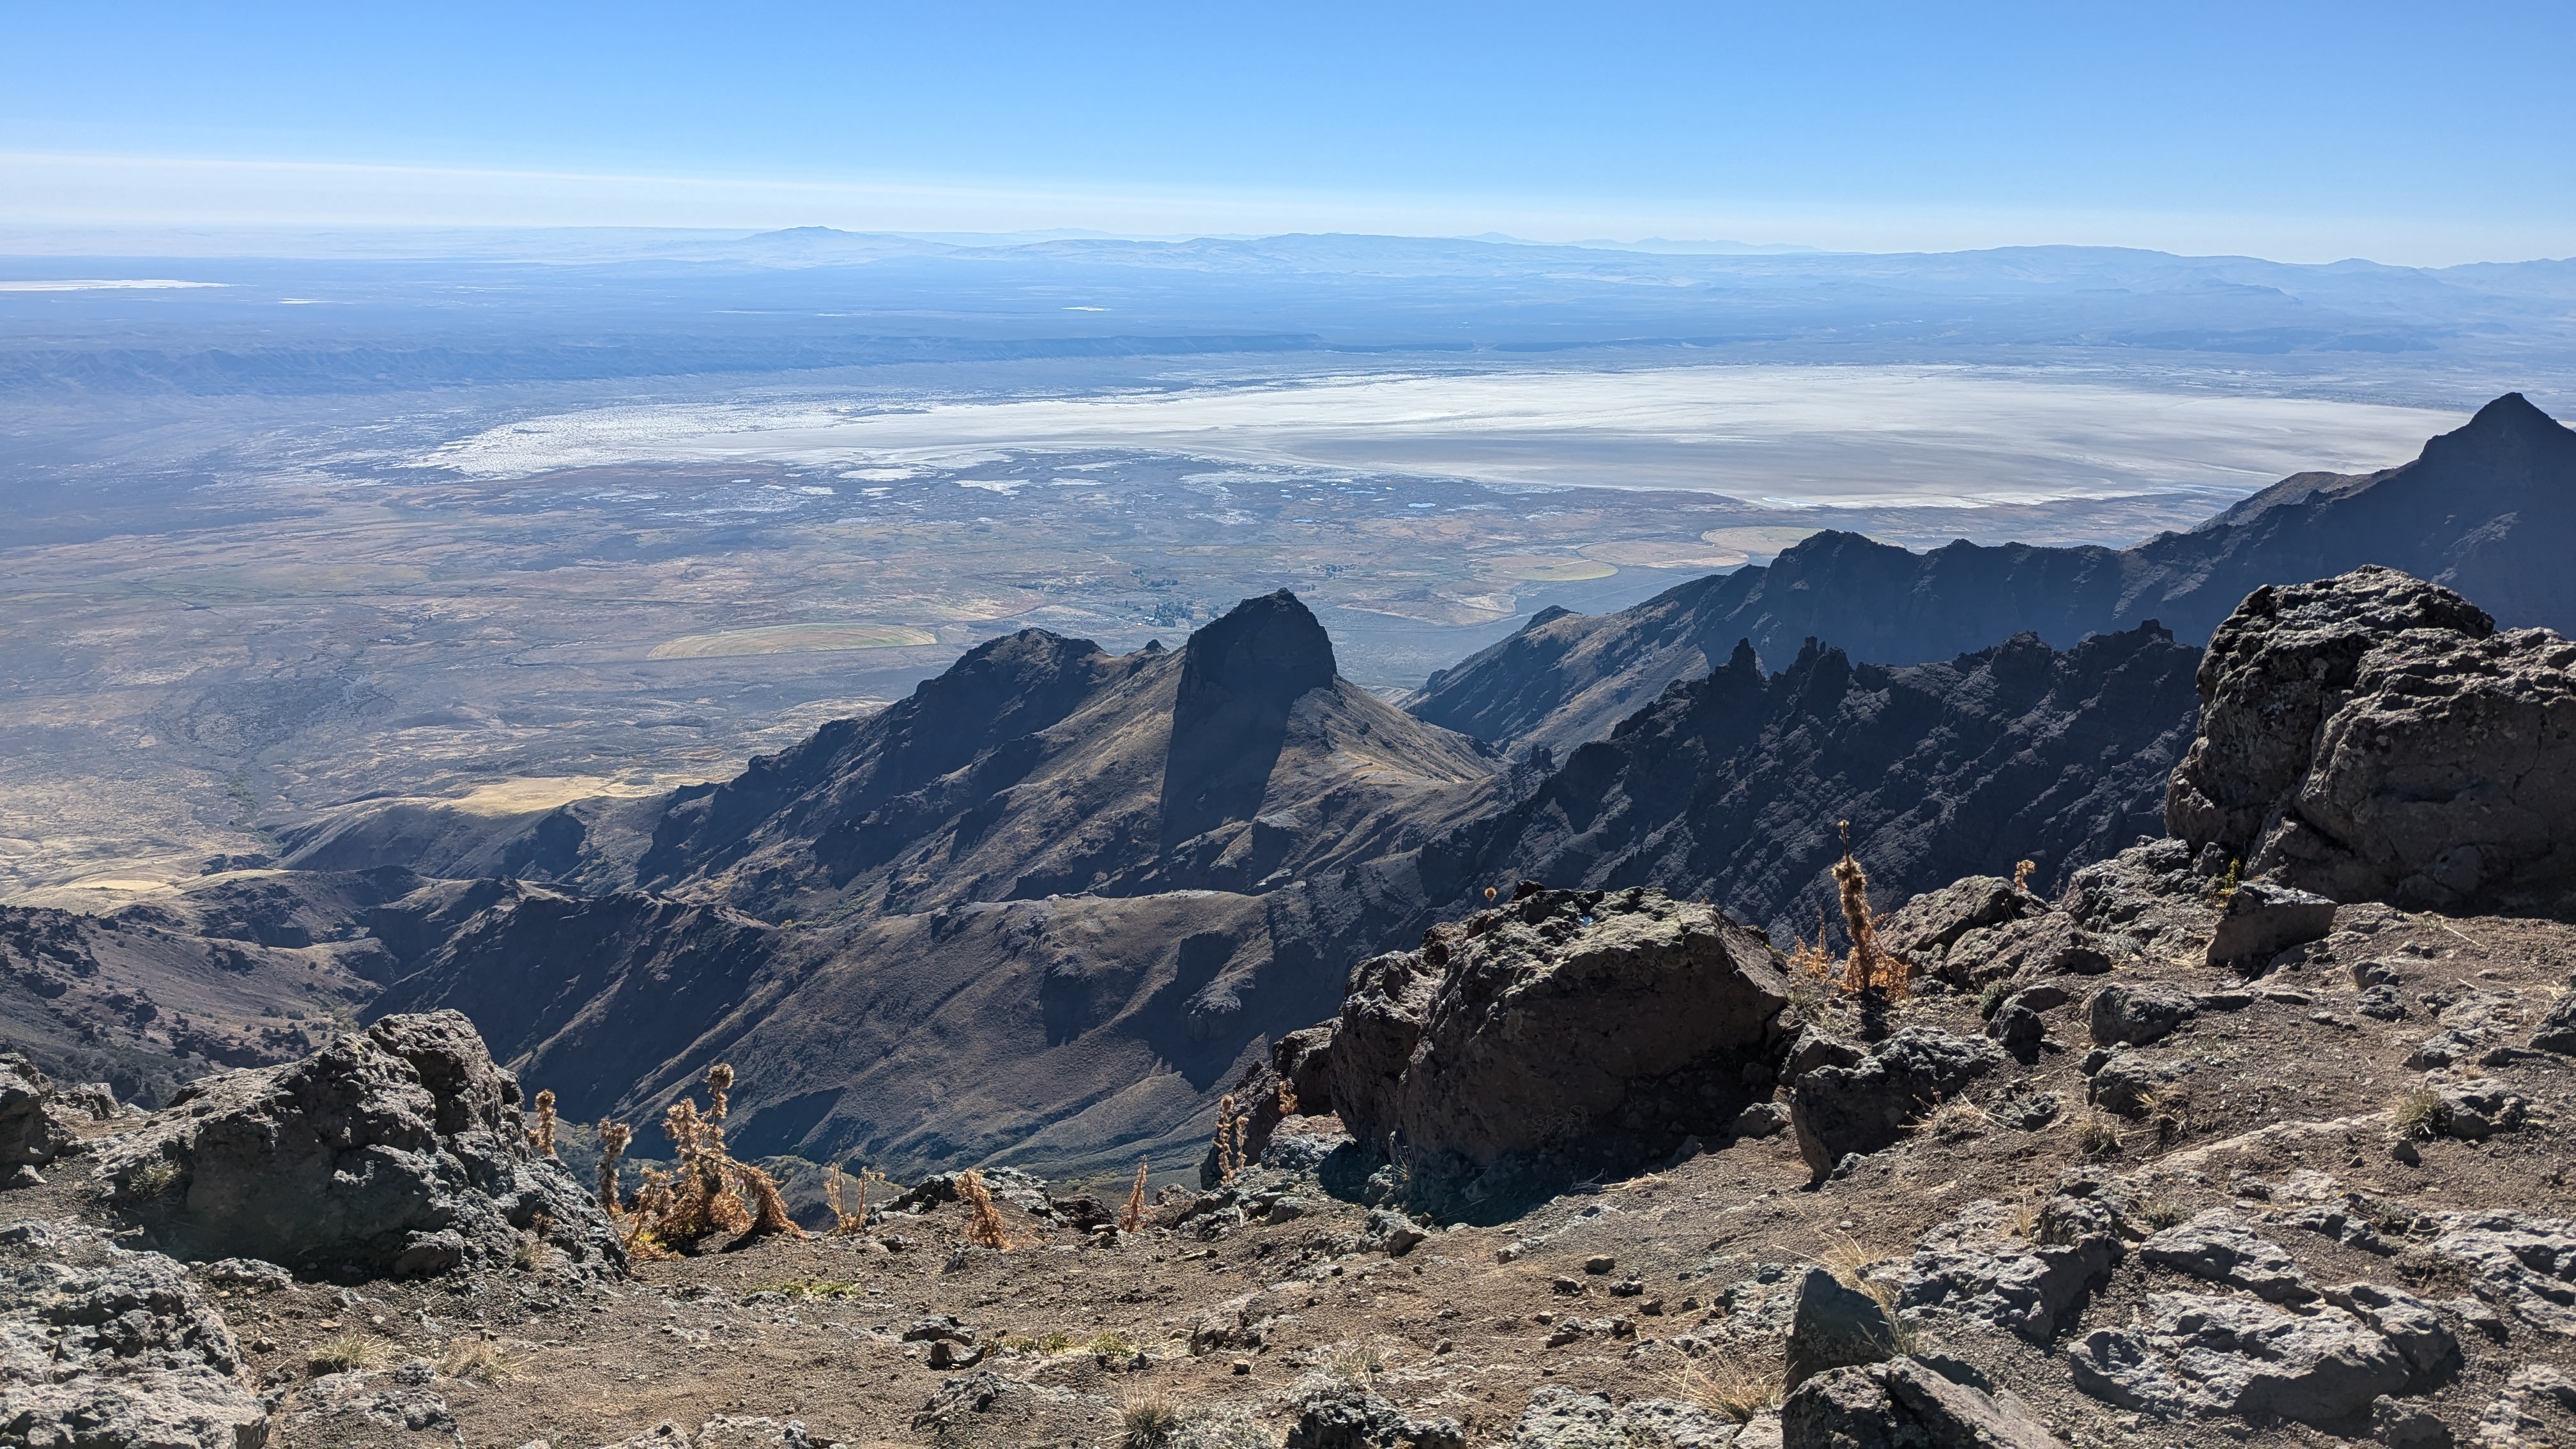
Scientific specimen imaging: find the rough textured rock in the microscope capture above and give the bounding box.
[2426,1211,2576,1334]
[1896,1176,2122,1343]
[2086,1051,2187,1118]
[1875,877,2046,982]
[2086,985,2196,1047]
[1285,1384,1466,1449]
[1200,1025,1339,1184]
[92,1011,620,1277]
[0,1055,86,1169]
[2204,882,2339,970]
[1789,1029,2003,1178]
[2138,1210,2318,1303]
[1330,886,1789,1206]
[1784,1266,1899,1390]
[1949,913,2114,986]
[1781,1357,2063,1448]
[2529,990,2576,1054]
[1510,1387,1743,1448]
[2324,1284,2460,1385]
[2067,1291,2411,1425]
[2166,565,2576,912]
[0,1219,267,1449]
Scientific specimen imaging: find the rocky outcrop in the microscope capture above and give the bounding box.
[1416,624,2200,939]
[94,1011,620,1278]
[1784,1266,1899,1390]
[2166,565,2576,912]
[2067,1291,2415,1426]
[1782,1356,2063,1448]
[1329,885,1789,1209]
[1896,1172,2126,1344]
[1285,1384,1466,1449]
[1416,394,2576,755]
[1788,1029,2003,1179]
[1512,1387,1748,1448]
[0,1054,110,1170]
[0,1219,266,1449]
[2427,1211,2576,1334]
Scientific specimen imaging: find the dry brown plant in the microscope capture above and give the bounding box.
[595,1120,631,1214]
[737,1161,804,1239]
[2012,858,2036,891]
[1212,1094,1246,1183]
[1275,1076,1298,1116]
[824,1165,881,1236]
[956,1169,1016,1250]
[1119,1160,1148,1233]
[528,1089,557,1157]
[1667,1347,1784,1423]
[1829,821,1911,997]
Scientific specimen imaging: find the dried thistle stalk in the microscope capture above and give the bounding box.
[528,1089,557,1158]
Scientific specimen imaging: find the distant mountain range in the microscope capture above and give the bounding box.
[7,394,2569,1181]
[1413,393,2576,756]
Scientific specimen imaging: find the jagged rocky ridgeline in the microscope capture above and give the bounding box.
[1413,392,2576,756]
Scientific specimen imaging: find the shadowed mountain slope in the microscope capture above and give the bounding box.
[1413,622,2203,939]
[366,592,1503,1174]
[1414,393,2576,756]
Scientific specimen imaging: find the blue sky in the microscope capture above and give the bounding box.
[4,2,2572,264]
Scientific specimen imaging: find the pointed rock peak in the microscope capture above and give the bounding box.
[1725,638,1760,675]
[1179,589,1336,701]
[2465,391,2564,433]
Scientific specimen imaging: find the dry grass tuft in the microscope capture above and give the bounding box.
[2394,1086,2446,1140]
[1821,1236,1901,1312]
[958,1169,1018,1250]
[438,1337,514,1383]
[309,1333,390,1374]
[2136,1197,2191,1231]
[2074,1110,2124,1158]
[1667,1346,1784,1423]
[1120,1160,1149,1234]
[1121,1400,1183,1449]
[737,1161,804,1239]
[527,1089,557,1157]
[1326,1338,1388,1383]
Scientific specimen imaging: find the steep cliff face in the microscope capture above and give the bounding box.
[1414,393,2576,756]
[1416,622,2203,939]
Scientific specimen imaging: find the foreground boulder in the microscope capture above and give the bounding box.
[2067,1291,2412,1426]
[1782,1357,2062,1448]
[1330,885,1788,1209]
[0,1054,120,1171]
[2166,566,2576,912]
[94,1011,620,1278]
[1788,1028,2003,1179]
[0,1219,266,1449]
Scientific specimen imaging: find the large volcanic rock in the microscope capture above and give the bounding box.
[2165,565,2576,911]
[0,1220,268,1449]
[95,1011,620,1278]
[1328,885,1789,1209]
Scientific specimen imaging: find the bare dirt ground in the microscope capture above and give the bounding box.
[13,902,2569,1448]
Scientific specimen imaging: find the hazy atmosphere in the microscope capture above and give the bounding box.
[5,8,2575,1449]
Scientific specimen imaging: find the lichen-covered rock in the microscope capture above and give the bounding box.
[2426,1211,2576,1334]
[2166,566,2576,912]
[1510,1386,1742,1448]
[92,1011,620,1278]
[2087,985,2196,1047]
[1285,1384,1465,1449]
[0,1219,268,1449]
[1330,886,1788,1202]
[2138,1210,2317,1303]
[1781,1357,2062,1448]
[1896,1179,2120,1344]
[1790,1029,2002,1178]
[2067,1291,2410,1425]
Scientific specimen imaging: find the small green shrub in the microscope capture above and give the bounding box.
[2393,1087,2445,1140]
